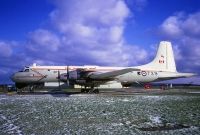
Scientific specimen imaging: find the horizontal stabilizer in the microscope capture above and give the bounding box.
[156,72,197,81]
[175,72,197,78]
[89,68,140,79]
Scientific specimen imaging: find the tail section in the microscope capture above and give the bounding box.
[140,41,177,72]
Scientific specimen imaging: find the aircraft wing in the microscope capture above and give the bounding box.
[88,68,140,80]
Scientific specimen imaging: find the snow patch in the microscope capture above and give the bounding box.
[188,92,200,94]
[150,115,162,124]
[0,114,23,135]
[122,98,129,102]
[112,123,124,126]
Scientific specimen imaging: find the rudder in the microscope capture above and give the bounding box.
[140,41,177,72]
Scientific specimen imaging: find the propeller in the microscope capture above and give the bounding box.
[58,70,61,90]
[57,66,70,87]
[66,66,70,86]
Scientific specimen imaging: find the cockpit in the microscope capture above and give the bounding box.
[19,67,30,72]
[24,68,30,72]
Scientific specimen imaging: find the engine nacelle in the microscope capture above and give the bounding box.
[59,73,67,82]
[68,70,81,80]
[60,70,82,82]
[121,82,133,87]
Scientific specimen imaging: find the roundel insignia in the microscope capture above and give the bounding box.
[141,71,147,76]
[137,72,141,75]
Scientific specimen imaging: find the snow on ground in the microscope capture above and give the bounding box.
[0,94,200,134]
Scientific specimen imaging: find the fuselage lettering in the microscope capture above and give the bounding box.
[137,71,158,76]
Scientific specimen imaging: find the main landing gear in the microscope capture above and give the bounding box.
[81,86,99,94]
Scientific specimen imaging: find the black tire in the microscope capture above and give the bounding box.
[93,89,99,94]
[81,89,85,93]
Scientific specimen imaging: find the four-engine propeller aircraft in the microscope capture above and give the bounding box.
[11,41,196,93]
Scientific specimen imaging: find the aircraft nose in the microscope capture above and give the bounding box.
[10,73,17,82]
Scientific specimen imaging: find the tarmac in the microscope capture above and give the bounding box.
[11,87,200,96]
[1,88,200,135]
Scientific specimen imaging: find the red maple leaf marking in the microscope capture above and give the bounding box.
[159,60,164,63]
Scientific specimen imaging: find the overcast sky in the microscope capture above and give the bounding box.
[0,0,200,84]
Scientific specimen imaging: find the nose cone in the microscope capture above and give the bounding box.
[10,73,17,82]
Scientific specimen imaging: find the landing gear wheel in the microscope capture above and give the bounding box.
[93,89,99,94]
[85,89,90,93]
[81,89,85,93]
[29,86,34,93]
[81,89,90,93]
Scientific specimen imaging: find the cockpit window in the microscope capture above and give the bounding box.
[23,67,30,72]
[24,69,29,72]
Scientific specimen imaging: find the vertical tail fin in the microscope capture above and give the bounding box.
[141,41,177,72]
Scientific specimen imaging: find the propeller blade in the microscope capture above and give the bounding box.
[67,66,70,86]
[58,70,61,90]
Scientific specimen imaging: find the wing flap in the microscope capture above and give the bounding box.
[88,68,140,79]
